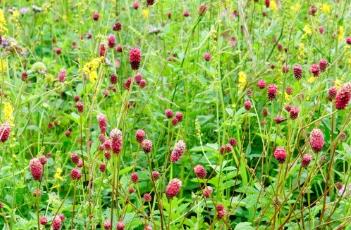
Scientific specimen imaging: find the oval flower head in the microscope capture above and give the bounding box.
[165,178,182,198]
[309,128,325,152]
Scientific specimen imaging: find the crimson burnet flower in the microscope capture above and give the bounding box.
[193,164,206,178]
[284,104,292,112]
[58,214,65,222]
[265,0,270,8]
[229,138,237,147]
[147,0,154,6]
[97,114,107,134]
[328,86,337,101]
[165,109,174,118]
[123,77,133,90]
[29,158,43,180]
[262,107,268,117]
[274,147,286,163]
[76,101,84,113]
[64,129,72,137]
[117,221,125,230]
[110,128,123,154]
[39,155,47,165]
[198,4,208,16]
[141,139,152,153]
[107,34,116,48]
[202,186,213,198]
[203,52,211,61]
[54,47,62,55]
[52,216,62,230]
[335,83,351,110]
[134,73,142,84]
[282,64,289,73]
[77,158,83,168]
[144,225,152,230]
[216,204,226,219]
[309,128,325,152]
[132,1,140,9]
[293,64,303,80]
[319,59,328,72]
[219,144,232,154]
[57,69,66,82]
[99,43,106,57]
[115,44,123,53]
[70,168,81,180]
[128,187,135,193]
[183,10,190,17]
[171,117,179,126]
[285,86,293,95]
[302,154,312,167]
[274,116,285,124]
[346,37,351,45]
[244,99,251,110]
[21,71,28,81]
[0,123,10,142]
[110,74,118,85]
[175,112,183,122]
[104,151,111,160]
[267,84,278,100]
[129,48,141,70]
[289,106,299,120]
[135,129,145,143]
[152,171,160,180]
[138,79,146,88]
[40,216,48,225]
[99,163,106,172]
[309,5,317,16]
[257,79,266,89]
[166,178,182,198]
[319,26,325,34]
[143,193,152,202]
[103,220,112,230]
[112,22,122,31]
[74,95,80,102]
[131,172,138,183]
[92,11,99,21]
[71,152,80,164]
[170,140,186,163]
[310,64,320,77]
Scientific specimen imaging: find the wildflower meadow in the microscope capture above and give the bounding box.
[1,0,351,229]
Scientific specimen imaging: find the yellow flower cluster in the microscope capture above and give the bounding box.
[238,71,247,91]
[2,101,14,126]
[321,4,331,14]
[0,59,8,73]
[337,26,344,42]
[270,1,278,12]
[82,57,104,83]
[54,167,63,181]
[303,25,312,35]
[0,9,7,35]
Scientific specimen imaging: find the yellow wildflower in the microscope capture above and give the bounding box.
[0,59,8,73]
[303,25,312,35]
[321,4,331,14]
[291,3,301,13]
[54,167,63,181]
[238,71,247,91]
[298,43,305,59]
[334,79,343,89]
[270,0,278,12]
[284,92,291,101]
[82,57,104,83]
[2,101,14,126]
[307,77,316,83]
[0,9,7,34]
[142,9,149,19]
[337,26,344,41]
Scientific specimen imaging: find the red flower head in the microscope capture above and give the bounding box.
[103,220,112,230]
[129,48,141,70]
[29,158,43,180]
[302,154,312,167]
[131,172,139,183]
[0,123,11,142]
[76,101,84,113]
[99,163,106,173]
[143,193,152,202]
[39,155,47,165]
[110,74,118,84]
[335,83,351,110]
[117,221,125,230]
[147,0,155,6]
[170,140,186,163]
[229,138,237,147]
[141,139,152,153]
[97,114,107,134]
[265,0,270,8]
[113,22,122,31]
[40,216,48,225]
[107,34,116,48]
[203,52,211,61]
[346,37,351,45]
[135,129,145,143]
[202,186,213,198]
[319,59,328,72]
[267,84,278,100]
[152,170,160,181]
[289,106,299,120]
[92,11,99,21]
[52,216,62,230]
[57,69,66,82]
[274,147,287,163]
[310,64,320,77]
[293,64,303,80]
[328,86,337,101]
[216,204,226,219]
[70,168,81,180]
[309,128,324,152]
[166,178,182,198]
[110,128,123,154]
[175,111,183,122]
[132,1,140,9]
[99,43,106,57]
[193,164,207,178]
[257,79,266,89]
[309,5,317,16]
[244,100,252,110]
